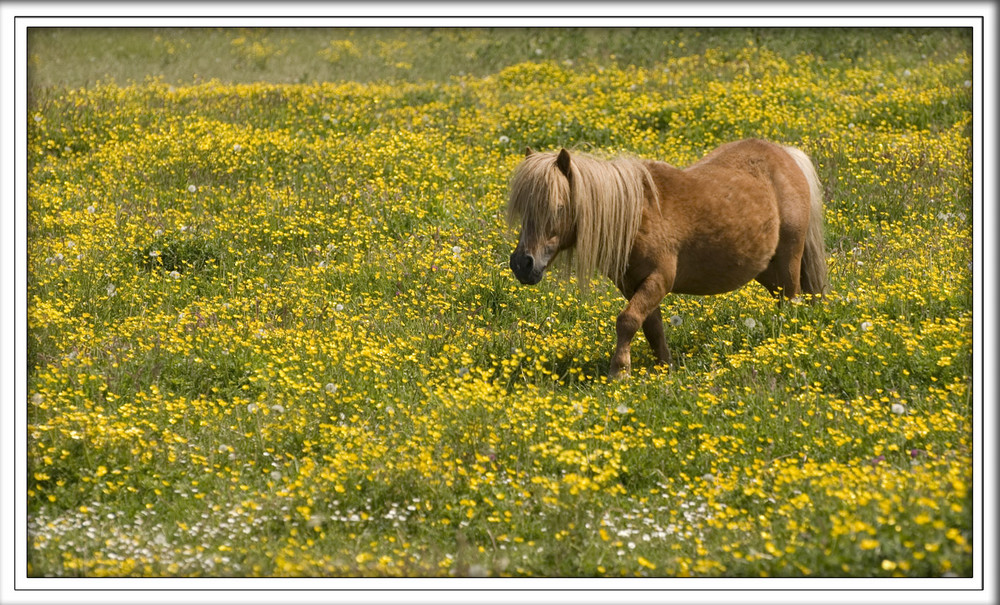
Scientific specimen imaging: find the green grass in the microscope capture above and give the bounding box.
[26,27,974,579]
[28,27,970,90]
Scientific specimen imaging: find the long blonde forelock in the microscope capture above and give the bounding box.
[506,150,652,291]
[568,153,651,290]
[506,152,570,231]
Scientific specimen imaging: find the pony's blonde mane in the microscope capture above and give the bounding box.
[507,150,654,290]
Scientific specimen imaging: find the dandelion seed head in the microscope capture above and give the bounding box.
[467,564,488,577]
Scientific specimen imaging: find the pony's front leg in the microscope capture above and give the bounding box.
[609,274,669,379]
[642,308,672,369]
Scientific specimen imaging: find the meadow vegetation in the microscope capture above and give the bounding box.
[26,27,974,577]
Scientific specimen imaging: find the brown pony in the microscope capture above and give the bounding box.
[506,139,828,378]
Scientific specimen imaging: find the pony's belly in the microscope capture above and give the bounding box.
[672,266,764,295]
[672,241,776,295]
[667,204,780,295]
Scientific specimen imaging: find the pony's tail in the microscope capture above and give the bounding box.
[783,146,829,299]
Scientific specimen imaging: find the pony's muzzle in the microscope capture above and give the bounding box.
[510,251,544,285]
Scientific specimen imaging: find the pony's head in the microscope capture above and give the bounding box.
[506,147,652,290]
[506,147,577,285]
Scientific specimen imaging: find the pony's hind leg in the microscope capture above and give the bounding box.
[755,264,789,299]
[756,240,804,302]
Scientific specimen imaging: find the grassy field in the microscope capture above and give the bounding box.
[26,27,974,578]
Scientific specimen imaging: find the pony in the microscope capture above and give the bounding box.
[506,139,828,378]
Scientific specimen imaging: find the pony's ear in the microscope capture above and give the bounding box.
[556,148,572,177]
[525,146,535,157]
